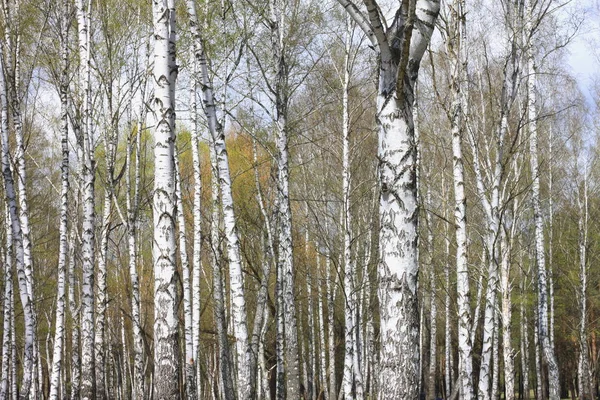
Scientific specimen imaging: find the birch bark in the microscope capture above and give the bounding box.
[184,2,251,396]
[49,2,70,395]
[151,0,181,397]
[576,164,592,400]
[447,0,475,397]
[1,212,13,400]
[75,0,97,396]
[175,155,197,400]
[0,38,36,400]
[334,0,439,396]
[526,1,560,395]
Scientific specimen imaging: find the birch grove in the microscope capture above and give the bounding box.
[0,0,597,399]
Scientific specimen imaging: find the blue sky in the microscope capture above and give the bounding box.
[566,0,599,105]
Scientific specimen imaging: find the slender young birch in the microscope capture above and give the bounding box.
[250,138,276,396]
[340,16,359,400]
[443,178,452,400]
[334,0,439,395]
[49,2,70,395]
[576,162,592,400]
[326,245,336,400]
[266,1,302,396]
[500,229,515,400]
[1,216,13,399]
[75,0,97,396]
[69,229,81,400]
[123,51,149,400]
[0,0,35,313]
[209,142,236,400]
[548,131,555,349]
[184,2,251,396]
[151,0,181,397]
[526,1,559,395]
[520,262,530,400]
[189,55,203,395]
[426,189,437,400]
[0,41,36,400]
[95,110,117,400]
[446,0,475,397]
[175,155,197,400]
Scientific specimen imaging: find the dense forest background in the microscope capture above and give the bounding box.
[0,0,598,399]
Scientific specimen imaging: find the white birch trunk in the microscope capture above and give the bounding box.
[267,1,301,396]
[444,197,452,400]
[49,3,70,395]
[520,264,530,400]
[448,0,475,398]
[249,137,275,398]
[69,229,81,400]
[75,0,96,396]
[185,1,251,396]
[576,166,592,400]
[190,56,203,397]
[95,158,112,400]
[175,155,198,400]
[126,61,147,400]
[341,17,358,399]
[326,248,337,400]
[501,230,515,400]
[491,308,499,400]
[151,0,181,396]
[0,40,36,400]
[426,189,437,400]
[335,1,440,396]
[526,3,559,395]
[209,139,236,400]
[1,217,13,400]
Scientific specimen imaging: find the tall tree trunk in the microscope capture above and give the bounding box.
[341,17,358,400]
[0,39,36,400]
[526,1,559,395]
[75,0,97,396]
[175,156,198,400]
[327,247,337,400]
[124,58,148,400]
[520,262,530,400]
[151,0,181,397]
[336,0,439,395]
[49,3,70,395]
[444,186,453,400]
[190,55,203,397]
[209,140,236,400]
[267,1,301,397]
[448,0,475,397]
[426,189,437,400]
[185,2,251,396]
[501,229,515,400]
[576,166,592,400]
[1,211,13,399]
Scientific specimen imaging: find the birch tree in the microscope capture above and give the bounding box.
[446,0,475,397]
[526,0,560,396]
[49,0,70,396]
[0,31,36,400]
[74,0,97,396]
[335,0,440,396]
[151,0,181,397]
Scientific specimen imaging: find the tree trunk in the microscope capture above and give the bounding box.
[49,4,70,395]
[175,156,198,400]
[1,212,13,399]
[151,0,181,397]
[0,38,36,400]
[576,165,592,400]
[526,1,560,395]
